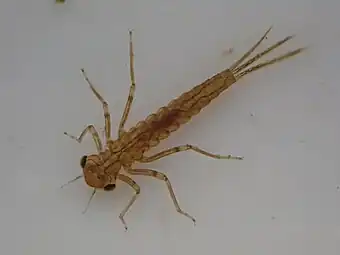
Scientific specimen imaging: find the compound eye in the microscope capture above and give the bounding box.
[80,155,87,168]
[104,184,116,191]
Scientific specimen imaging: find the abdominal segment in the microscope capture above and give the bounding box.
[121,69,236,156]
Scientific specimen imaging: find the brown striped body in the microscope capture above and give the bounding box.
[64,28,304,229]
[87,69,237,187]
[117,69,236,162]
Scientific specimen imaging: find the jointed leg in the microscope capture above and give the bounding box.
[117,174,140,231]
[118,30,137,138]
[64,124,103,152]
[139,144,243,163]
[81,68,112,141]
[126,168,196,224]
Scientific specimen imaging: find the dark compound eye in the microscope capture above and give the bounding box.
[80,155,87,168]
[104,184,116,191]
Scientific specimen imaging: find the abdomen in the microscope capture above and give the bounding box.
[121,68,236,155]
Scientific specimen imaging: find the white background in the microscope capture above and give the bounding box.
[2,0,339,254]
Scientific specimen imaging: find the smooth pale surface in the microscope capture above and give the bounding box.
[1,0,339,254]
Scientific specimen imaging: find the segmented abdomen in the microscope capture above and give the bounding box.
[121,68,236,157]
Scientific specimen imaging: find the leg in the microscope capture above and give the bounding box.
[81,68,112,141]
[139,144,243,163]
[118,30,137,138]
[117,174,140,231]
[127,168,196,224]
[64,124,103,152]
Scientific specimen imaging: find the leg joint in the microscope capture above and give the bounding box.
[159,172,168,181]
[135,186,141,194]
[150,170,168,181]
